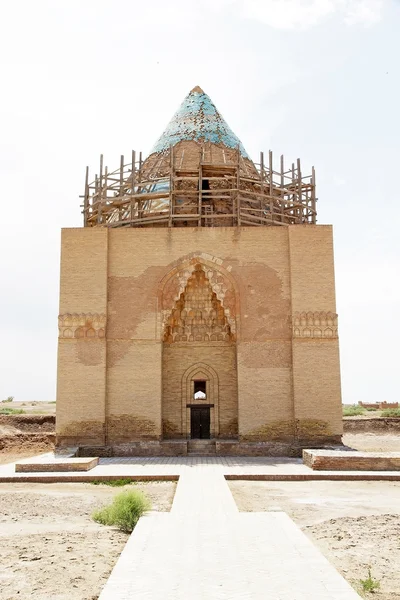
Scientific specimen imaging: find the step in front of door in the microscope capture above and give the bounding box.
[187,440,217,455]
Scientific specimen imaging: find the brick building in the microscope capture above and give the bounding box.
[56,86,342,455]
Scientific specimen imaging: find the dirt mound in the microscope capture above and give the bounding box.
[0,432,55,452]
[0,414,55,433]
[0,415,55,462]
[344,417,400,433]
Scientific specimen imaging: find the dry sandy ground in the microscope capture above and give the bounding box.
[230,480,400,599]
[0,481,176,600]
[343,432,400,452]
[0,449,53,465]
[1,433,399,598]
[1,401,56,414]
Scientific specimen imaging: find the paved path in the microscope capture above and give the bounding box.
[99,463,362,600]
[1,455,400,481]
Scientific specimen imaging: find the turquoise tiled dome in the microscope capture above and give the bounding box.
[150,86,249,158]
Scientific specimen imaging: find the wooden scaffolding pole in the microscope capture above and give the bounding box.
[97,154,103,225]
[131,150,136,224]
[118,155,124,222]
[280,155,285,222]
[269,150,273,223]
[236,147,241,226]
[83,166,89,226]
[198,150,203,227]
[297,158,302,224]
[169,146,174,227]
[311,166,316,224]
[260,151,264,225]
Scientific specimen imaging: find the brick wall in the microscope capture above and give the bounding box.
[56,225,342,448]
[106,341,162,442]
[162,343,238,439]
[56,229,108,445]
[289,226,343,440]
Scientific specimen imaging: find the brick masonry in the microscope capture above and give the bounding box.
[303,449,400,471]
[56,226,343,453]
[15,457,99,472]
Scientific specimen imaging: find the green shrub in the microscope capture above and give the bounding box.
[1,396,14,403]
[92,490,151,533]
[381,408,400,418]
[359,567,380,593]
[343,404,365,417]
[0,408,25,415]
[364,406,379,411]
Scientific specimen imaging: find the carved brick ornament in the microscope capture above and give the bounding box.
[293,311,338,339]
[58,313,106,339]
[163,264,233,343]
[162,261,236,338]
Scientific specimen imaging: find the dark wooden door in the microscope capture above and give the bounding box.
[190,407,211,439]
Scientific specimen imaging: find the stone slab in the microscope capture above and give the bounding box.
[15,457,99,472]
[303,449,400,471]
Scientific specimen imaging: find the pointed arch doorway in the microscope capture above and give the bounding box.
[184,362,219,439]
[161,263,238,440]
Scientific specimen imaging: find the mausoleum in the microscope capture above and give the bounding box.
[56,86,342,455]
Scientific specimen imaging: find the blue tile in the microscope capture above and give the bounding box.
[150,87,249,158]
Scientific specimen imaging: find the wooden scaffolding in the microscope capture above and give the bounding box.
[81,147,317,228]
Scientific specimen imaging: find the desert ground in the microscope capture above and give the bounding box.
[229,479,400,599]
[0,481,176,600]
[344,432,400,452]
[1,401,56,415]
[1,410,400,599]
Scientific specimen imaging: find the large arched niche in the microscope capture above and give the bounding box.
[157,255,240,342]
[160,258,239,440]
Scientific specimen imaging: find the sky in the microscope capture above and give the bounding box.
[0,0,399,403]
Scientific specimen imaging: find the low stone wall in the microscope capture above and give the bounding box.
[343,418,400,433]
[15,457,98,473]
[78,441,188,457]
[78,440,343,458]
[303,449,400,471]
[216,441,302,457]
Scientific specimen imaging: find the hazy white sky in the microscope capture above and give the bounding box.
[0,0,399,402]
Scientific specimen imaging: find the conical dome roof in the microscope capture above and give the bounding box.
[149,86,249,158]
[83,86,317,229]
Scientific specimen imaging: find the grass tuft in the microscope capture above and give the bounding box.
[359,567,380,594]
[0,407,25,415]
[92,490,151,533]
[343,404,365,417]
[91,478,136,487]
[381,408,400,418]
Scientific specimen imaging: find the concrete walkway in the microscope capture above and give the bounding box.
[99,463,362,599]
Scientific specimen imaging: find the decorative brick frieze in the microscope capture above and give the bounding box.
[292,311,338,339]
[58,313,106,339]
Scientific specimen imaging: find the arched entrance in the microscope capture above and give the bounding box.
[182,362,219,439]
[161,262,238,440]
